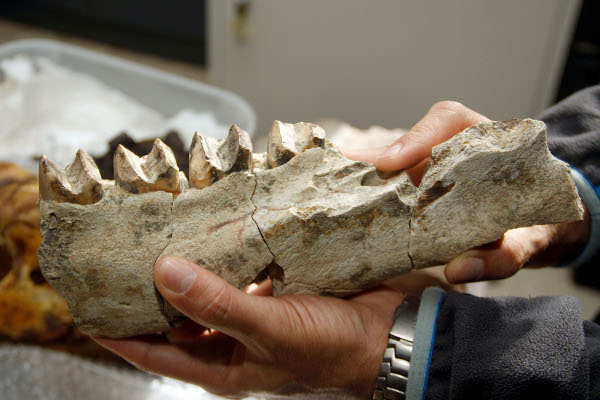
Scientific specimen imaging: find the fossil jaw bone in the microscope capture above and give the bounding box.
[39,149,103,205]
[267,121,325,168]
[36,119,584,338]
[114,138,181,194]
[189,124,253,189]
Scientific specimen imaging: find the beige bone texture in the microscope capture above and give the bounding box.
[37,119,583,337]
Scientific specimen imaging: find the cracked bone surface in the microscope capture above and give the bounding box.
[409,119,583,267]
[38,119,583,337]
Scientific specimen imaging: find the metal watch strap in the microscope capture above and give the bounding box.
[373,295,420,400]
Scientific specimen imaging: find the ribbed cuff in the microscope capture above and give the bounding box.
[405,287,445,400]
[554,167,600,268]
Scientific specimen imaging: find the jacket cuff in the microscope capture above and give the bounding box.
[554,167,600,268]
[405,287,445,400]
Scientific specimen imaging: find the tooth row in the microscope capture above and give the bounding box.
[39,121,327,203]
[114,139,181,194]
[267,121,325,168]
[190,125,253,189]
[39,150,104,205]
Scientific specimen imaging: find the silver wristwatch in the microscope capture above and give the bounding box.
[373,295,420,400]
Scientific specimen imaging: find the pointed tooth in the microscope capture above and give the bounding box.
[297,122,325,149]
[267,121,294,168]
[63,150,104,204]
[218,125,253,173]
[114,145,149,193]
[39,151,104,204]
[189,132,224,189]
[39,155,72,202]
[267,121,325,168]
[141,139,180,193]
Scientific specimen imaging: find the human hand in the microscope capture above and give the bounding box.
[343,101,490,186]
[95,257,405,399]
[344,101,591,284]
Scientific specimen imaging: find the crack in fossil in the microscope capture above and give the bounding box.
[154,193,175,321]
[392,184,417,271]
[248,177,278,290]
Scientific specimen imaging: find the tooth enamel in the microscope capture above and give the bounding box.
[39,155,72,202]
[177,171,189,195]
[189,132,223,189]
[39,151,104,204]
[189,125,254,190]
[114,145,149,193]
[141,139,180,193]
[65,150,104,203]
[218,125,253,172]
[267,121,325,168]
[114,140,181,194]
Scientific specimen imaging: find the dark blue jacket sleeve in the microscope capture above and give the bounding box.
[540,84,600,186]
[424,293,600,400]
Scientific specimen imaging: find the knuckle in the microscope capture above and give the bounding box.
[401,129,431,146]
[193,283,233,325]
[431,100,466,114]
[502,238,528,274]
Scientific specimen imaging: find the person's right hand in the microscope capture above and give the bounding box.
[344,101,591,284]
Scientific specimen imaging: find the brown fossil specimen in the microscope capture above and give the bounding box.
[38,119,583,337]
[0,163,72,341]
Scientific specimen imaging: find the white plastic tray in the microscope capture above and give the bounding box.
[0,38,256,138]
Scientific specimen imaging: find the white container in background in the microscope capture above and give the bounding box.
[0,38,256,170]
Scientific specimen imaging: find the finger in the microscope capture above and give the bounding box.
[245,278,273,296]
[154,256,277,343]
[341,146,388,163]
[93,336,241,394]
[167,319,209,344]
[444,225,553,284]
[349,284,405,309]
[376,101,490,171]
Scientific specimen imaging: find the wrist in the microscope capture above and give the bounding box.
[372,288,445,400]
[532,205,591,267]
[373,295,420,399]
[552,167,600,268]
[556,205,591,262]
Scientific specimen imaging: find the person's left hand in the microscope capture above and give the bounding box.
[95,257,405,399]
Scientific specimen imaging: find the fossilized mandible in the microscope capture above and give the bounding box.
[38,119,583,337]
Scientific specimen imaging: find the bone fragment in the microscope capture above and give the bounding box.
[409,119,584,268]
[267,121,325,168]
[39,150,103,205]
[161,172,273,295]
[114,139,180,194]
[253,144,417,296]
[38,184,179,337]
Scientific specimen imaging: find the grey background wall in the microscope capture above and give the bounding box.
[209,0,581,135]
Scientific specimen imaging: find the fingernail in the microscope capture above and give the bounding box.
[157,259,196,294]
[453,257,485,283]
[376,143,403,162]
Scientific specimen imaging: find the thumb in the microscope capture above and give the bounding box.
[154,256,275,342]
[341,146,388,163]
[376,101,489,172]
